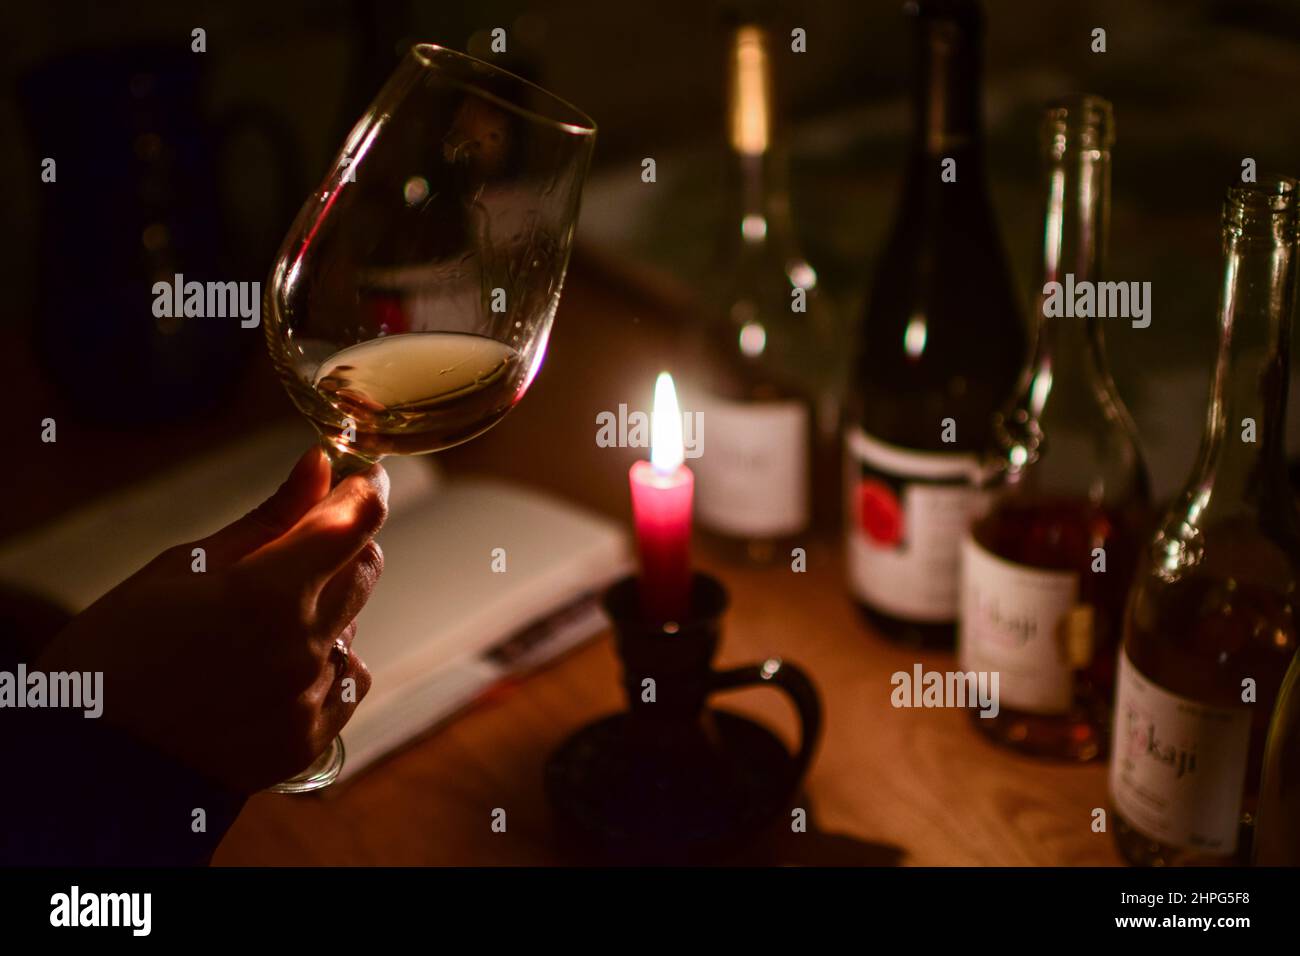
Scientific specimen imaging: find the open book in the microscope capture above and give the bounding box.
[336,476,630,779]
[0,423,631,781]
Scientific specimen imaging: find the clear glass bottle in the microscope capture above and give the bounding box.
[845,0,1025,647]
[959,96,1150,761]
[1112,178,1300,866]
[691,19,831,563]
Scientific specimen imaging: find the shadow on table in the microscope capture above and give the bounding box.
[722,791,904,867]
[549,791,904,867]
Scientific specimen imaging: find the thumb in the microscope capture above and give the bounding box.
[197,446,331,565]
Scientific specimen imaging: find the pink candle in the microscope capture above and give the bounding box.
[629,372,694,623]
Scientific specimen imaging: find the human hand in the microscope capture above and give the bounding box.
[36,447,388,793]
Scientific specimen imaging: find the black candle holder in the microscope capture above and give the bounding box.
[545,572,822,861]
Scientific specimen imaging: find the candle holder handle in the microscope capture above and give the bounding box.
[546,571,824,860]
[708,658,822,784]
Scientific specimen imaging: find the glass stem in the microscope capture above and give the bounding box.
[320,437,379,487]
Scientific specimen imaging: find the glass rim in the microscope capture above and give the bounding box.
[1227,175,1297,209]
[1223,175,1298,240]
[410,42,597,137]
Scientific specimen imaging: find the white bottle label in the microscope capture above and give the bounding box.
[694,395,808,537]
[844,427,978,622]
[1110,651,1252,855]
[958,537,1079,714]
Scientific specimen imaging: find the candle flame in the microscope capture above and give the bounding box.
[650,371,684,474]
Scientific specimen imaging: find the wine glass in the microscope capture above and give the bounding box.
[262,43,596,792]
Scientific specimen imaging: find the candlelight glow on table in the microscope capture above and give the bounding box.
[628,372,694,624]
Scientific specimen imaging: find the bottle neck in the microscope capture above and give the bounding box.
[723,24,791,244]
[899,8,987,216]
[911,10,982,157]
[729,151,785,220]
[1196,227,1296,499]
[1028,139,1111,396]
[992,98,1139,498]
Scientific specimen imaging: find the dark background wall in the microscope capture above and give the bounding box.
[4,0,1300,505]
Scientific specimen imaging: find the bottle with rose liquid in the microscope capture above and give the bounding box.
[1112,178,1300,866]
[844,0,1025,646]
[958,96,1150,761]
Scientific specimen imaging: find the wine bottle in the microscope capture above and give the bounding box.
[1256,649,1300,864]
[845,0,1025,646]
[959,96,1150,761]
[1111,178,1300,866]
[691,19,829,562]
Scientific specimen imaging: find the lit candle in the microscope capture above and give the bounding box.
[629,372,694,623]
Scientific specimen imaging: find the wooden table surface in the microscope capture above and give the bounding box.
[204,263,1121,866]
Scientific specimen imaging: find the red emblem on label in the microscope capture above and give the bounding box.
[858,479,904,547]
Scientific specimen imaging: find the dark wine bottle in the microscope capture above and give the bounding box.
[1111,178,1300,866]
[845,0,1024,646]
[959,96,1150,762]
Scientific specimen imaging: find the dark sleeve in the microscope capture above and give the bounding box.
[0,703,247,866]
[0,587,247,865]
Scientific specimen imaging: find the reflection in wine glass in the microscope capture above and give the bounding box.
[263,44,595,792]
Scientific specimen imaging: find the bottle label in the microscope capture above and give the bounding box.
[695,395,809,537]
[1110,651,1251,855]
[958,537,1079,714]
[844,427,978,622]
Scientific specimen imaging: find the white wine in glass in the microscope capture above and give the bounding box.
[309,331,525,458]
[262,44,596,792]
